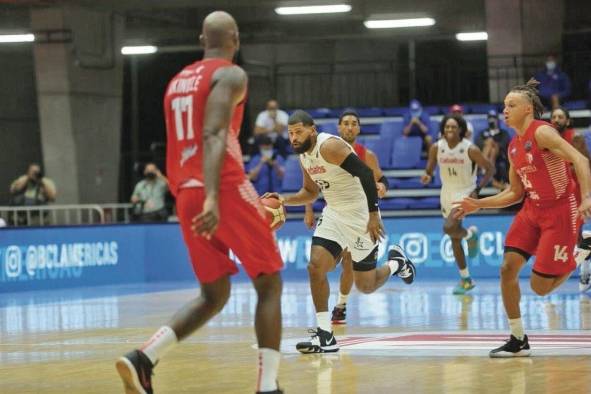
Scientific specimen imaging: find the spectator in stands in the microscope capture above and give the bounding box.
[10,163,56,206]
[248,135,285,195]
[255,99,291,157]
[131,163,169,222]
[449,104,474,141]
[403,99,432,152]
[534,55,571,109]
[474,110,511,190]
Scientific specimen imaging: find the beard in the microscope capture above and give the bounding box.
[554,123,567,133]
[292,136,313,154]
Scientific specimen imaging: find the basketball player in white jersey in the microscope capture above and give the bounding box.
[263,110,416,353]
[421,114,495,294]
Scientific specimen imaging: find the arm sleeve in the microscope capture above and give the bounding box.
[340,153,379,212]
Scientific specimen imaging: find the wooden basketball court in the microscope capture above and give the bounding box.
[1,279,591,393]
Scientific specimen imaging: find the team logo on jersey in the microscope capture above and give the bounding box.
[354,237,366,250]
[525,141,532,152]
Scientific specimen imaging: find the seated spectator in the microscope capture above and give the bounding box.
[449,104,474,141]
[131,163,169,222]
[403,99,432,152]
[534,55,571,109]
[254,99,291,157]
[474,110,511,190]
[9,163,56,226]
[247,135,285,195]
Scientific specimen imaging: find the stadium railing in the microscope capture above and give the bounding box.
[0,203,134,227]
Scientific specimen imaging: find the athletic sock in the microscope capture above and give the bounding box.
[257,348,280,392]
[336,292,348,307]
[386,259,401,275]
[509,318,525,341]
[459,268,471,279]
[140,326,178,365]
[316,312,331,333]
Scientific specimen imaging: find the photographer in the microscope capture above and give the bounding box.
[247,135,285,195]
[10,163,57,206]
[131,163,169,222]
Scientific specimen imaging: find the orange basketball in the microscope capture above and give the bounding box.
[260,197,287,230]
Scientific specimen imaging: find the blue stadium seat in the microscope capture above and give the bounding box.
[408,197,440,209]
[564,100,587,110]
[379,198,414,210]
[391,137,422,169]
[470,103,497,114]
[584,132,591,153]
[308,108,331,119]
[393,177,424,189]
[318,122,338,134]
[424,105,442,115]
[470,118,488,135]
[380,120,404,139]
[383,107,407,116]
[281,156,303,192]
[366,139,392,168]
[357,107,384,117]
[360,123,381,134]
[329,108,344,118]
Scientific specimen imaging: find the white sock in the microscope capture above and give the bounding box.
[575,247,591,267]
[316,312,331,332]
[463,228,474,240]
[140,326,178,365]
[387,259,400,275]
[257,348,280,392]
[509,318,525,341]
[459,268,470,279]
[336,292,348,307]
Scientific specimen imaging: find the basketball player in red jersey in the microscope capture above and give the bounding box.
[455,79,591,357]
[303,109,388,324]
[551,106,591,292]
[116,11,284,394]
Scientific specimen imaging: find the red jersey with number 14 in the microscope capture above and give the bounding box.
[165,58,247,196]
[508,119,576,203]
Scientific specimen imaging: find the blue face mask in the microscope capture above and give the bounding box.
[546,61,556,71]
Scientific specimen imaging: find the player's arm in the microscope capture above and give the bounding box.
[536,126,591,202]
[365,149,388,198]
[421,144,438,184]
[571,134,591,173]
[453,160,524,218]
[272,161,319,206]
[321,138,384,242]
[467,145,496,196]
[193,65,247,238]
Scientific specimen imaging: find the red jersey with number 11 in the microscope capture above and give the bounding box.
[165,58,247,196]
[508,119,576,203]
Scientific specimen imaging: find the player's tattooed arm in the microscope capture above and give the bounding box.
[468,145,496,196]
[421,144,438,185]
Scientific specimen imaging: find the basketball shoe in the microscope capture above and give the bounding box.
[389,245,416,284]
[452,278,476,295]
[331,305,347,324]
[116,349,154,394]
[489,335,530,358]
[296,327,339,354]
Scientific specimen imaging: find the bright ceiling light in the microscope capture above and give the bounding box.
[0,34,35,43]
[456,32,488,41]
[121,45,158,55]
[275,4,352,15]
[364,17,435,29]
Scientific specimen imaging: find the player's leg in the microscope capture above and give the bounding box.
[331,251,353,324]
[296,239,340,353]
[443,211,477,295]
[352,245,416,293]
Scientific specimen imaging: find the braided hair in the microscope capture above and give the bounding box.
[509,78,545,119]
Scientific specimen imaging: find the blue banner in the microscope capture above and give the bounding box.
[0,214,570,293]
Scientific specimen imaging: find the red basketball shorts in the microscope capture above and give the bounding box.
[176,181,283,283]
[505,194,581,277]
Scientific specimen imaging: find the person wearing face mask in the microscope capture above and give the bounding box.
[254,99,291,158]
[130,162,169,222]
[475,110,511,190]
[534,55,572,109]
[247,135,285,195]
[9,163,57,225]
[402,99,433,153]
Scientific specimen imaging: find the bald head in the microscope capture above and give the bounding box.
[201,11,239,52]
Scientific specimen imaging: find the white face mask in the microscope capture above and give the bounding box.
[546,61,556,71]
[261,148,273,158]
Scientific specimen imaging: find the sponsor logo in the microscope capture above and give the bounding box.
[440,158,465,165]
[526,153,534,164]
[307,165,327,175]
[399,233,428,264]
[180,144,198,167]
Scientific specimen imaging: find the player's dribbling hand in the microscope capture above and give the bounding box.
[261,192,283,202]
[420,174,432,185]
[367,212,385,244]
[452,197,480,220]
[192,197,219,240]
[578,197,591,221]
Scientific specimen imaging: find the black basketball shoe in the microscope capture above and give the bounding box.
[331,305,347,324]
[389,245,416,284]
[116,349,155,394]
[489,335,531,358]
[296,327,339,354]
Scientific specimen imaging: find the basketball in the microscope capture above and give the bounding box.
[260,197,287,230]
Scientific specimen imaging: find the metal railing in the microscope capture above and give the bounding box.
[0,203,135,227]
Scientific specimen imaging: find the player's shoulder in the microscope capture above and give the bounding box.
[213,64,246,82]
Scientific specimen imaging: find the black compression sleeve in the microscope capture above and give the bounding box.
[340,153,379,212]
[378,175,389,191]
